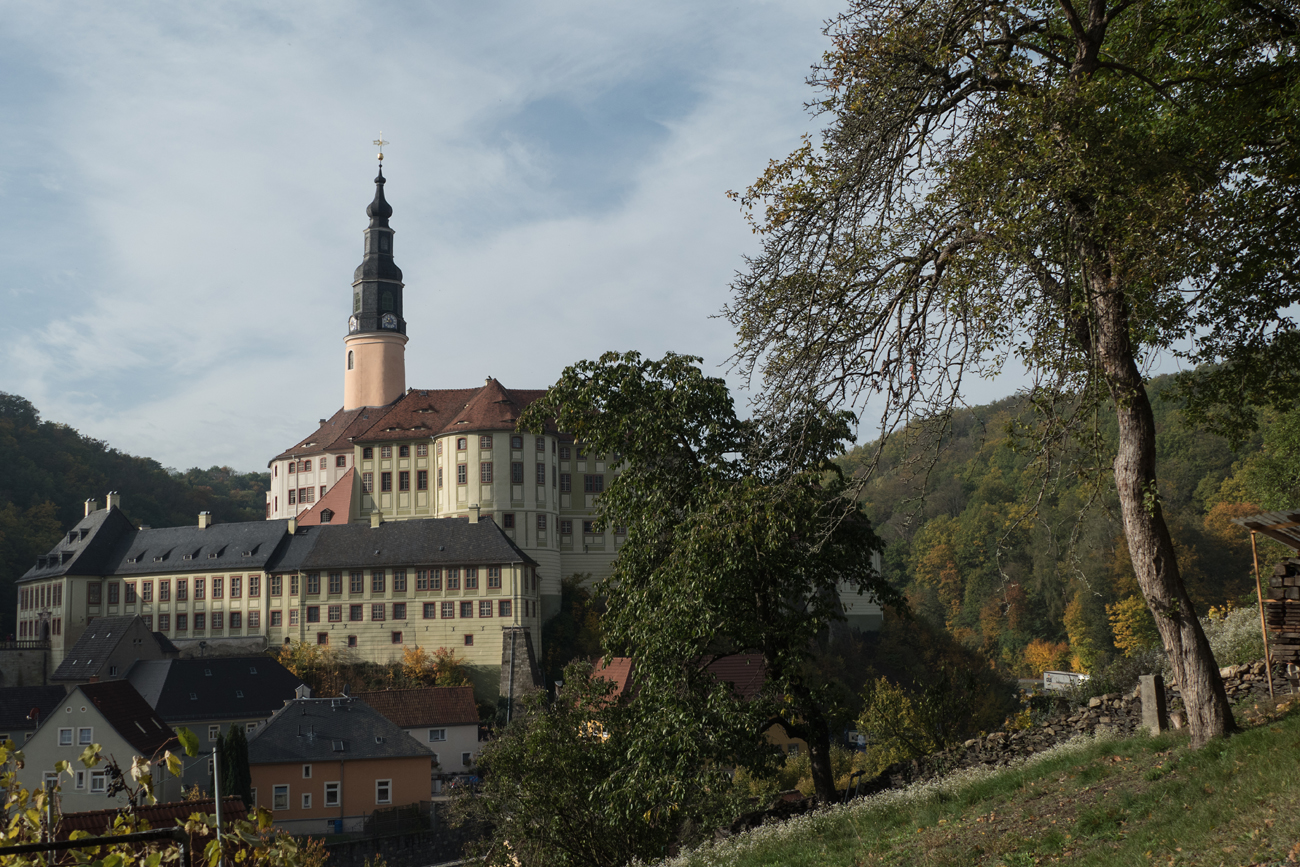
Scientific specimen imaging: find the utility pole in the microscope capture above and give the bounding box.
[212,740,224,867]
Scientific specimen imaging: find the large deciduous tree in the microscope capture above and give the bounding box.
[726,0,1300,747]
[520,351,900,803]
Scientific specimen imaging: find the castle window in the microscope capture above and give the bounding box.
[307,606,320,623]
[399,445,410,458]
[437,467,443,488]
[536,437,545,451]
[353,292,360,313]
[350,604,363,621]
[159,613,170,631]
[480,462,493,483]
[560,519,573,535]
[584,474,605,493]
[465,569,478,590]
[288,490,296,505]
[348,351,354,370]
[230,611,242,630]
[177,579,188,601]
[270,611,281,626]
[417,470,428,490]
[460,601,474,618]
[270,575,282,596]
[560,446,571,460]
[211,611,223,631]
[362,472,373,493]
[177,613,188,632]
[328,571,342,593]
[328,605,342,622]
[457,438,467,451]
[194,612,206,631]
[399,471,410,491]
[479,601,493,618]
[363,447,373,460]
[503,513,515,529]
[108,583,120,605]
[391,631,403,644]
[372,570,386,593]
[393,569,407,592]
[382,291,394,311]
[536,515,547,531]
[488,567,501,589]
[498,600,512,618]
[511,463,524,483]
[231,576,241,598]
[317,632,328,645]
[393,603,406,620]
[88,582,101,605]
[350,571,364,594]
[464,634,473,646]
[447,569,460,590]
[536,463,546,485]
[306,573,319,595]
[480,435,493,450]
[381,472,392,492]
[457,464,467,485]
[288,462,296,474]
[436,441,443,456]
[511,435,523,449]
[249,575,260,596]
[336,455,347,467]
[417,444,428,457]
[319,457,327,470]
[248,610,260,628]
[371,603,386,621]
[381,445,392,459]
[441,602,454,618]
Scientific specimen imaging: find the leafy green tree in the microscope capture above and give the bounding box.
[726,0,1300,747]
[457,663,726,867]
[521,351,901,804]
[540,574,605,687]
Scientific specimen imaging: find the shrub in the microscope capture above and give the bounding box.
[1202,604,1266,667]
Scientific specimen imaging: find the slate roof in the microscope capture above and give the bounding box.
[297,468,355,526]
[269,378,556,463]
[298,516,535,570]
[19,505,137,582]
[127,657,304,723]
[246,697,433,764]
[100,519,297,577]
[0,686,67,733]
[353,686,479,727]
[76,681,178,757]
[51,615,155,681]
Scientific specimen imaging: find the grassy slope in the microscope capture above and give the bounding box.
[662,700,1300,867]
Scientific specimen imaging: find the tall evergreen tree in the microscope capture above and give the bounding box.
[221,725,253,810]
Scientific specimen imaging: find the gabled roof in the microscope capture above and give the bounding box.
[705,654,766,701]
[51,616,161,682]
[127,657,304,723]
[298,516,536,570]
[592,657,634,700]
[0,686,67,733]
[75,681,178,757]
[20,505,137,581]
[353,686,478,727]
[246,697,433,764]
[297,468,356,526]
[270,379,556,459]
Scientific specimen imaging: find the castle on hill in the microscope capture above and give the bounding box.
[10,160,881,700]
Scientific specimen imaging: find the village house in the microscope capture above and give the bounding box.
[19,680,180,812]
[246,695,434,835]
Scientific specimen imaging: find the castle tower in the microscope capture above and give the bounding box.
[343,158,408,410]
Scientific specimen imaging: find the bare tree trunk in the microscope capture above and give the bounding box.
[1090,277,1237,748]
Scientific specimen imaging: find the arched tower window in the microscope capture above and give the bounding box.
[348,351,354,370]
[382,291,394,311]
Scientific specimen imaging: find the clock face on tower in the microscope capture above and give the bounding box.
[381,313,398,330]
[348,315,359,333]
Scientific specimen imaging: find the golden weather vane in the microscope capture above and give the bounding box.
[373,133,389,162]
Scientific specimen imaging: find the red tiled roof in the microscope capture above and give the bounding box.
[705,654,766,701]
[270,406,387,464]
[58,797,246,838]
[354,685,479,727]
[296,468,355,526]
[592,657,635,699]
[78,681,178,757]
[272,380,556,461]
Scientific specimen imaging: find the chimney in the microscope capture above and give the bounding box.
[85,498,99,517]
[105,491,121,511]
[198,511,213,529]
[287,516,298,535]
[370,510,383,529]
[469,504,480,524]
[88,675,99,683]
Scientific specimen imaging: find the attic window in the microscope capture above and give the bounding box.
[135,722,147,733]
[80,529,89,540]
[332,740,345,752]
[242,550,252,556]
[236,690,244,698]
[127,557,140,564]
[190,693,197,700]
[62,552,73,564]
[249,666,258,674]
[374,736,386,744]
[182,554,194,560]
[205,669,212,676]
[208,553,219,559]
[68,532,77,543]
[153,556,164,562]
[320,509,334,524]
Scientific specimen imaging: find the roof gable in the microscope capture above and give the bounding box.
[21,506,137,581]
[73,681,178,756]
[297,468,356,526]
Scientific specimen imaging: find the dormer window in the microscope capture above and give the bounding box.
[320,509,334,524]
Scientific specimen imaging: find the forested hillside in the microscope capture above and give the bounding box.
[0,393,269,637]
[842,375,1299,677]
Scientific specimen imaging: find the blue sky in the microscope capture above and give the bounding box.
[1,1,1046,475]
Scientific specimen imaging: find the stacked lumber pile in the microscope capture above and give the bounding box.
[1266,559,1300,664]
